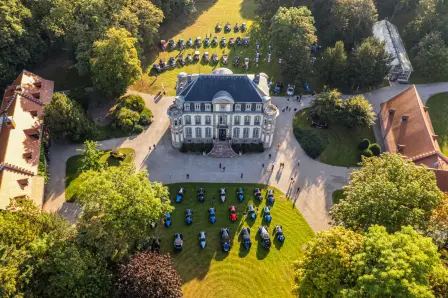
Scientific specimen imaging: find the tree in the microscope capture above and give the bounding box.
[341,95,376,128]
[320,41,348,89]
[348,37,393,91]
[44,93,93,141]
[152,0,196,20]
[91,28,142,97]
[117,94,146,113]
[269,7,317,85]
[293,225,448,297]
[115,107,141,131]
[411,32,448,81]
[118,252,183,298]
[77,140,104,172]
[313,0,378,47]
[254,0,280,20]
[310,89,343,121]
[330,153,443,232]
[31,243,112,298]
[426,194,448,250]
[75,164,173,261]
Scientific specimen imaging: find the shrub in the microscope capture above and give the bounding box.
[115,108,140,131]
[358,138,370,150]
[179,144,188,153]
[133,124,144,133]
[332,189,345,204]
[360,148,373,158]
[369,143,381,156]
[141,108,153,118]
[293,128,327,159]
[179,143,213,153]
[117,95,145,113]
[231,143,264,154]
[139,114,151,126]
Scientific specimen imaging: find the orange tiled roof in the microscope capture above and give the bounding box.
[0,70,54,209]
[379,85,448,192]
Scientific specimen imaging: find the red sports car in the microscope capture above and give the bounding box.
[229,206,237,222]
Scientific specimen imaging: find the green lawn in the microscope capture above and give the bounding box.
[158,183,314,298]
[131,0,285,95]
[65,148,135,201]
[293,108,376,167]
[426,92,448,156]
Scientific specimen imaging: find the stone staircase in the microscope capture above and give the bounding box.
[208,141,238,158]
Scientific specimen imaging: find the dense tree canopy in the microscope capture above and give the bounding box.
[77,140,104,172]
[118,252,183,298]
[91,28,142,97]
[348,37,392,91]
[310,89,343,121]
[75,164,173,261]
[293,225,448,297]
[269,6,317,85]
[43,93,94,141]
[320,41,348,89]
[330,153,444,232]
[411,31,448,81]
[341,95,376,128]
[313,0,378,47]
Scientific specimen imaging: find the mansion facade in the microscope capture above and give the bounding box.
[167,68,279,149]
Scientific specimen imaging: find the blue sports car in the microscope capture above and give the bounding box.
[264,206,272,223]
[254,188,262,201]
[176,188,185,203]
[221,228,231,252]
[197,188,205,203]
[209,208,216,224]
[237,187,244,202]
[248,204,257,220]
[275,225,285,243]
[164,212,172,227]
[267,189,275,204]
[185,209,193,225]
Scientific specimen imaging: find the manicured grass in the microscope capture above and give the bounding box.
[293,108,376,167]
[131,0,284,95]
[65,148,135,201]
[158,183,314,298]
[94,124,139,141]
[426,92,448,156]
[332,189,345,205]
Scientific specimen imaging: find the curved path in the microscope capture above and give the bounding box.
[44,92,352,231]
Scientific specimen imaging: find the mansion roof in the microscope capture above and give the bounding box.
[177,70,269,103]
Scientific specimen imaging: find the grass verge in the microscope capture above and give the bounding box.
[293,108,376,167]
[426,92,448,156]
[158,183,314,298]
[65,148,135,202]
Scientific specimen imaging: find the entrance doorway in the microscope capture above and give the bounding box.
[219,129,226,141]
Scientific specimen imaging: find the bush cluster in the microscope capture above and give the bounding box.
[231,143,265,154]
[180,143,213,153]
[358,139,381,159]
[293,128,327,159]
[113,95,152,132]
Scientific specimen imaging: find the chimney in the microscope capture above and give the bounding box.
[4,116,16,128]
[423,106,429,112]
[401,114,409,121]
[433,135,438,141]
[253,74,260,84]
[397,144,406,151]
[15,85,22,92]
[389,108,396,115]
[34,81,42,88]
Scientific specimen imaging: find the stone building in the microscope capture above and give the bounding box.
[167,68,279,149]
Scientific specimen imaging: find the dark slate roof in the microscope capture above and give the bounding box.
[179,75,264,103]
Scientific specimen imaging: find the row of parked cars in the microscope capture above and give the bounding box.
[175,187,276,204]
[173,225,285,252]
[161,36,249,51]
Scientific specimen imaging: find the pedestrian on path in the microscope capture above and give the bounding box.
[169,173,172,179]
[268,154,271,159]
[241,173,243,179]
[271,164,274,171]
[186,174,190,179]
[262,163,264,168]
[149,146,151,151]
[277,143,280,149]
[223,167,226,172]
[153,144,156,148]
[297,187,300,193]
[219,163,221,168]
[297,160,300,167]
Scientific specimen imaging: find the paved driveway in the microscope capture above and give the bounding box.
[44,93,352,231]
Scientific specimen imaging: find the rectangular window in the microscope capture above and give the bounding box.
[233,127,240,138]
[256,104,262,111]
[185,104,190,111]
[234,116,240,125]
[205,127,211,138]
[254,116,261,125]
[219,116,226,125]
[205,115,211,125]
[220,104,226,111]
[243,128,249,138]
[195,127,202,137]
[195,115,201,125]
[253,128,260,138]
[205,104,211,111]
[185,115,191,124]
[235,104,241,111]
[195,103,201,111]
[244,116,251,125]
[174,120,178,126]
[186,127,192,137]
[245,104,251,111]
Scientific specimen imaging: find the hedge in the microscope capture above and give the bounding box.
[293,128,327,159]
[358,138,370,150]
[180,143,213,153]
[231,143,264,154]
[369,143,381,156]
